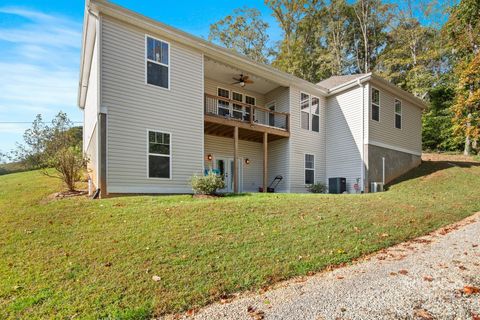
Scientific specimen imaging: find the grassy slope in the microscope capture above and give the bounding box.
[1,159,480,319]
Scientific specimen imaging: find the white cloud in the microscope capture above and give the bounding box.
[0,123,30,134]
[0,7,83,152]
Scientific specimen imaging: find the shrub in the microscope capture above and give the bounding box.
[44,146,88,191]
[308,182,327,193]
[190,172,225,195]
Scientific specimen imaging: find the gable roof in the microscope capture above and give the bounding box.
[320,73,427,110]
[317,74,367,89]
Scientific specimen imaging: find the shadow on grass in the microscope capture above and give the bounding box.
[386,160,480,190]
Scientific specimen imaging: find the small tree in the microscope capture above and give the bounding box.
[45,146,88,191]
[190,172,225,195]
[8,112,88,191]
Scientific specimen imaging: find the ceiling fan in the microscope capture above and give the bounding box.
[232,74,254,87]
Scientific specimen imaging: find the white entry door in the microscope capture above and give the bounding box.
[215,158,242,193]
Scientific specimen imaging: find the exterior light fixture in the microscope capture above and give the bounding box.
[207,154,213,161]
[245,158,250,165]
[240,81,245,87]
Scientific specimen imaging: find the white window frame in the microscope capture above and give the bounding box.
[394,98,402,129]
[371,87,380,122]
[311,96,320,132]
[266,100,276,127]
[300,92,310,130]
[146,129,172,180]
[300,92,321,132]
[244,94,256,122]
[245,95,256,106]
[145,35,171,90]
[217,86,231,116]
[231,91,244,119]
[304,153,315,185]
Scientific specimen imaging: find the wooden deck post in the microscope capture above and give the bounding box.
[263,132,268,193]
[233,126,239,193]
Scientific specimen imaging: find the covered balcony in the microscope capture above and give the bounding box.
[203,57,291,193]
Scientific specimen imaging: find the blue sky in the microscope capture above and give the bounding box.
[0,0,281,156]
[0,0,450,157]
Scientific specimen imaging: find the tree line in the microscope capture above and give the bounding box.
[209,0,480,155]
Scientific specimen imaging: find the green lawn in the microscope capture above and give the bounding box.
[1,159,480,319]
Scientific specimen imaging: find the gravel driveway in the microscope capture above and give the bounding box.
[169,212,480,320]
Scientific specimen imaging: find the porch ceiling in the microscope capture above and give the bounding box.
[204,57,280,95]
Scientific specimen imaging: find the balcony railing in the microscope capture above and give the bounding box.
[204,93,290,132]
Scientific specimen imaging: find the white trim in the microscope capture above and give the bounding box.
[245,94,256,106]
[231,90,245,119]
[371,87,380,122]
[304,153,315,185]
[394,98,402,130]
[368,140,422,156]
[325,73,426,110]
[300,91,310,130]
[146,129,172,179]
[95,15,101,189]
[311,95,320,133]
[358,79,365,193]
[214,156,244,193]
[300,92,320,133]
[216,86,231,116]
[145,34,171,90]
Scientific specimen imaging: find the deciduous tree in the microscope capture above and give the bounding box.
[209,7,273,64]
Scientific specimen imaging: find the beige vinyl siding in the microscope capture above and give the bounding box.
[101,16,204,193]
[326,85,364,193]
[289,87,326,193]
[204,134,263,192]
[368,84,422,155]
[83,34,99,186]
[265,86,290,192]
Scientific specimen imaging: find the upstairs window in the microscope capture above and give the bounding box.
[301,93,320,132]
[304,154,315,185]
[311,97,320,132]
[148,131,171,178]
[301,93,310,130]
[371,88,380,121]
[395,99,402,129]
[146,36,170,89]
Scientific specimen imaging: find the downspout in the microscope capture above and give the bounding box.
[358,79,365,193]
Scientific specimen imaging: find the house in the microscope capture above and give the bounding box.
[78,0,425,197]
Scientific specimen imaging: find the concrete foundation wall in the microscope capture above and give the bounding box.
[367,144,421,185]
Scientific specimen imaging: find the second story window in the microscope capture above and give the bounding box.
[371,88,380,121]
[395,99,402,129]
[301,93,310,130]
[301,93,320,132]
[146,36,170,89]
[311,97,320,132]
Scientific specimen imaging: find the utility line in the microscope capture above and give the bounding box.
[0,121,83,124]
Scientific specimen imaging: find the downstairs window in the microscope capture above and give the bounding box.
[148,131,171,178]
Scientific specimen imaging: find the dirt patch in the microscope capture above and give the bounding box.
[422,153,479,163]
[192,194,224,199]
[41,190,88,204]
